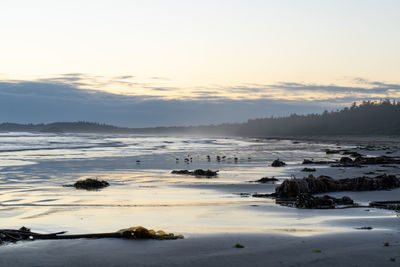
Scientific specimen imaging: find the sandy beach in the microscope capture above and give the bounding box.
[1,231,399,266]
[0,133,399,266]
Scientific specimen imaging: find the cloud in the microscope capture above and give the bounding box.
[0,80,334,127]
[1,77,400,127]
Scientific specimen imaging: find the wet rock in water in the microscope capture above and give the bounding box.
[294,194,354,209]
[302,159,335,165]
[171,169,218,177]
[295,194,334,209]
[301,168,316,172]
[340,157,353,163]
[355,226,373,230]
[355,156,400,165]
[328,155,400,167]
[193,169,218,177]
[342,151,363,157]
[73,178,110,190]
[252,193,274,198]
[325,149,341,154]
[369,201,400,211]
[335,196,354,205]
[271,159,286,167]
[331,156,361,167]
[255,177,279,183]
[272,174,400,199]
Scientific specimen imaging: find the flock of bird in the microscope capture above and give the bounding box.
[175,155,252,164]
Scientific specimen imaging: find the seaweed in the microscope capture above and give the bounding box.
[0,226,184,244]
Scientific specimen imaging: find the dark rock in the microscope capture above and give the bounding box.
[325,149,341,154]
[252,193,273,198]
[271,159,286,167]
[171,170,191,175]
[335,196,354,205]
[342,151,363,157]
[295,193,335,209]
[193,169,218,177]
[340,157,353,163]
[355,226,373,230]
[330,156,360,167]
[301,168,316,172]
[354,156,400,165]
[171,169,218,177]
[255,177,279,183]
[302,159,335,165]
[73,178,110,190]
[273,174,400,199]
[369,201,400,210]
[294,194,354,209]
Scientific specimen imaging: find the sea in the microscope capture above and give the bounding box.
[0,132,397,236]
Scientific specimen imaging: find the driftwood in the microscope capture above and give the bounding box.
[0,226,183,244]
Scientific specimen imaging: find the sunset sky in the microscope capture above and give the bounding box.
[1,0,399,126]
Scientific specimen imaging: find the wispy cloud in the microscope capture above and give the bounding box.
[1,77,400,127]
[21,74,400,102]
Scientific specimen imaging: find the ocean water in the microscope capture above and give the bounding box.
[0,132,397,236]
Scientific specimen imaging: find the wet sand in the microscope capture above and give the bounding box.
[0,134,400,265]
[1,231,399,267]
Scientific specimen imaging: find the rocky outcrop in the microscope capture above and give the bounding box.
[294,194,354,209]
[272,174,400,199]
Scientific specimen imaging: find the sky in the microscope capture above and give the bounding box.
[0,0,399,127]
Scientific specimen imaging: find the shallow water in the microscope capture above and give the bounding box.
[0,132,399,236]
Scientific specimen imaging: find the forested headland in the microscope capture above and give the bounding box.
[1,100,399,136]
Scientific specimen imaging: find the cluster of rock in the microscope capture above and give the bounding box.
[272,174,400,199]
[324,149,362,157]
[303,155,400,167]
[253,174,400,209]
[369,201,400,211]
[171,169,218,177]
[293,194,354,209]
